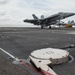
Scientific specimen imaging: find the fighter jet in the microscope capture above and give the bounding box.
[23,12,75,29]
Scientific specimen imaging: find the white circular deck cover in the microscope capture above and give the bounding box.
[30,48,69,60]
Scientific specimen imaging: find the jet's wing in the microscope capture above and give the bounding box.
[41,12,75,25]
[44,14,60,21]
[39,14,60,25]
[23,14,60,25]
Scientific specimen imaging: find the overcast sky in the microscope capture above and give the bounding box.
[0,0,75,27]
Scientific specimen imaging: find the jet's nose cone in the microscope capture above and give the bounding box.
[67,12,75,16]
[69,13,75,15]
[73,13,75,15]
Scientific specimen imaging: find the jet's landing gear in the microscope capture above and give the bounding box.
[41,25,43,29]
[49,26,51,29]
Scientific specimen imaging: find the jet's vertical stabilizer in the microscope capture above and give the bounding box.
[41,15,44,19]
[32,14,39,20]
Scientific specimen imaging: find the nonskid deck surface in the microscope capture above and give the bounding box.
[0,27,75,75]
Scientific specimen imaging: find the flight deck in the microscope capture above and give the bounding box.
[0,27,75,75]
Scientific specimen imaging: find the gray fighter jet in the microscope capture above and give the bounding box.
[23,12,75,29]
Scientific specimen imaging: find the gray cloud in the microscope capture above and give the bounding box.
[0,0,8,4]
[0,0,75,27]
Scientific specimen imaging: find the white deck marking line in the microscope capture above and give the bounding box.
[0,48,19,61]
[67,31,75,34]
[0,48,44,74]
